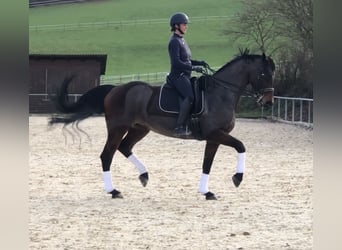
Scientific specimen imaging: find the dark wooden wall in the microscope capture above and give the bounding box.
[29,54,107,113]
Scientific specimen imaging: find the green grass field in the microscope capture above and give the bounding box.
[29,0,243,75]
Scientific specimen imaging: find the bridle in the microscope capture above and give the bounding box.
[201,66,274,99]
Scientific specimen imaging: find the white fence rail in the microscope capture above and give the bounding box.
[101,72,168,84]
[29,94,313,126]
[270,96,313,125]
[29,16,232,32]
[29,93,82,102]
[29,0,86,8]
[100,70,214,84]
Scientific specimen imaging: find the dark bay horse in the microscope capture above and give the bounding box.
[49,50,275,200]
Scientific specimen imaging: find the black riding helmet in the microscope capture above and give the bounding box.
[170,12,189,27]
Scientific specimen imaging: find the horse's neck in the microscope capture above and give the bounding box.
[214,62,249,91]
[210,62,249,110]
[212,63,249,101]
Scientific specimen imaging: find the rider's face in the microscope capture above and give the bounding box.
[178,23,188,34]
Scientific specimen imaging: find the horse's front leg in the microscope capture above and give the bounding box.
[207,130,246,189]
[100,126,129,198]
[199,142,220,200]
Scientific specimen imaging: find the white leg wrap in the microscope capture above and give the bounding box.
[198,173,209,194]
[103,171,114,193]
[236,152,246,173]
[128,154,147,175]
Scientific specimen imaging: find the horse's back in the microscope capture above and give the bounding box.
[104,81,156,122]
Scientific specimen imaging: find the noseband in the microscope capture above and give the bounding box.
[255,87,274,104]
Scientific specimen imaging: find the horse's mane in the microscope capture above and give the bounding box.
[215,48,264,73]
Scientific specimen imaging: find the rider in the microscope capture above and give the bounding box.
[168,12,209,136]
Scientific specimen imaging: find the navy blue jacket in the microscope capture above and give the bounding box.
[168,33,202,80]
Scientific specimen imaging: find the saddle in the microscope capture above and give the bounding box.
[159,76,206,116]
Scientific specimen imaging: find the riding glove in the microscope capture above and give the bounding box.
[192,66,204,73]
[199,61,209,68]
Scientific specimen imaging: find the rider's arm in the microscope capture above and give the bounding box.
[191,59,208,67]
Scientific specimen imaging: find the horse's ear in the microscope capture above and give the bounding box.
[262,53,266,60]
[268,57,276,71]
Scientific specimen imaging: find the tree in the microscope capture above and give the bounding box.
[224,0,313,97]
[272,0,313,52]
[223,0,285,54]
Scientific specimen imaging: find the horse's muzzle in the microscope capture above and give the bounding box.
[257,88,274,106]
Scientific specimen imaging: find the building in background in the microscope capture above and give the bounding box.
[29,54,107,113]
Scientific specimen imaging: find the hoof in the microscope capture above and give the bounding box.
[232,173,243,188]
[109,189,123,199]
[139,172,149,187]
[204,192,217,200]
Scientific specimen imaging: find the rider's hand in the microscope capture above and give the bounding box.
[192,66,204,73]
[199,60,209,68]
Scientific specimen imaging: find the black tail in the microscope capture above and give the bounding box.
[49,76,115,126]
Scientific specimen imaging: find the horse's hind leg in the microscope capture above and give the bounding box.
[100,126,129,198]
[118,125,150,187]
[199,142,219,200]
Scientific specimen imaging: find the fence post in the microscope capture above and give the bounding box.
[277,99,281,120]
[300,100,303,122]
[292,99,295,122]
[284,99,288,121]
[308,101,311,123]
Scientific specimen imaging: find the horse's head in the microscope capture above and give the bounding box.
[248,53,275,106]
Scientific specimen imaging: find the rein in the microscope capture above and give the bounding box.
[201,67,259,98]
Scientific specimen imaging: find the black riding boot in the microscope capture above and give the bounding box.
[174,98,193,136]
